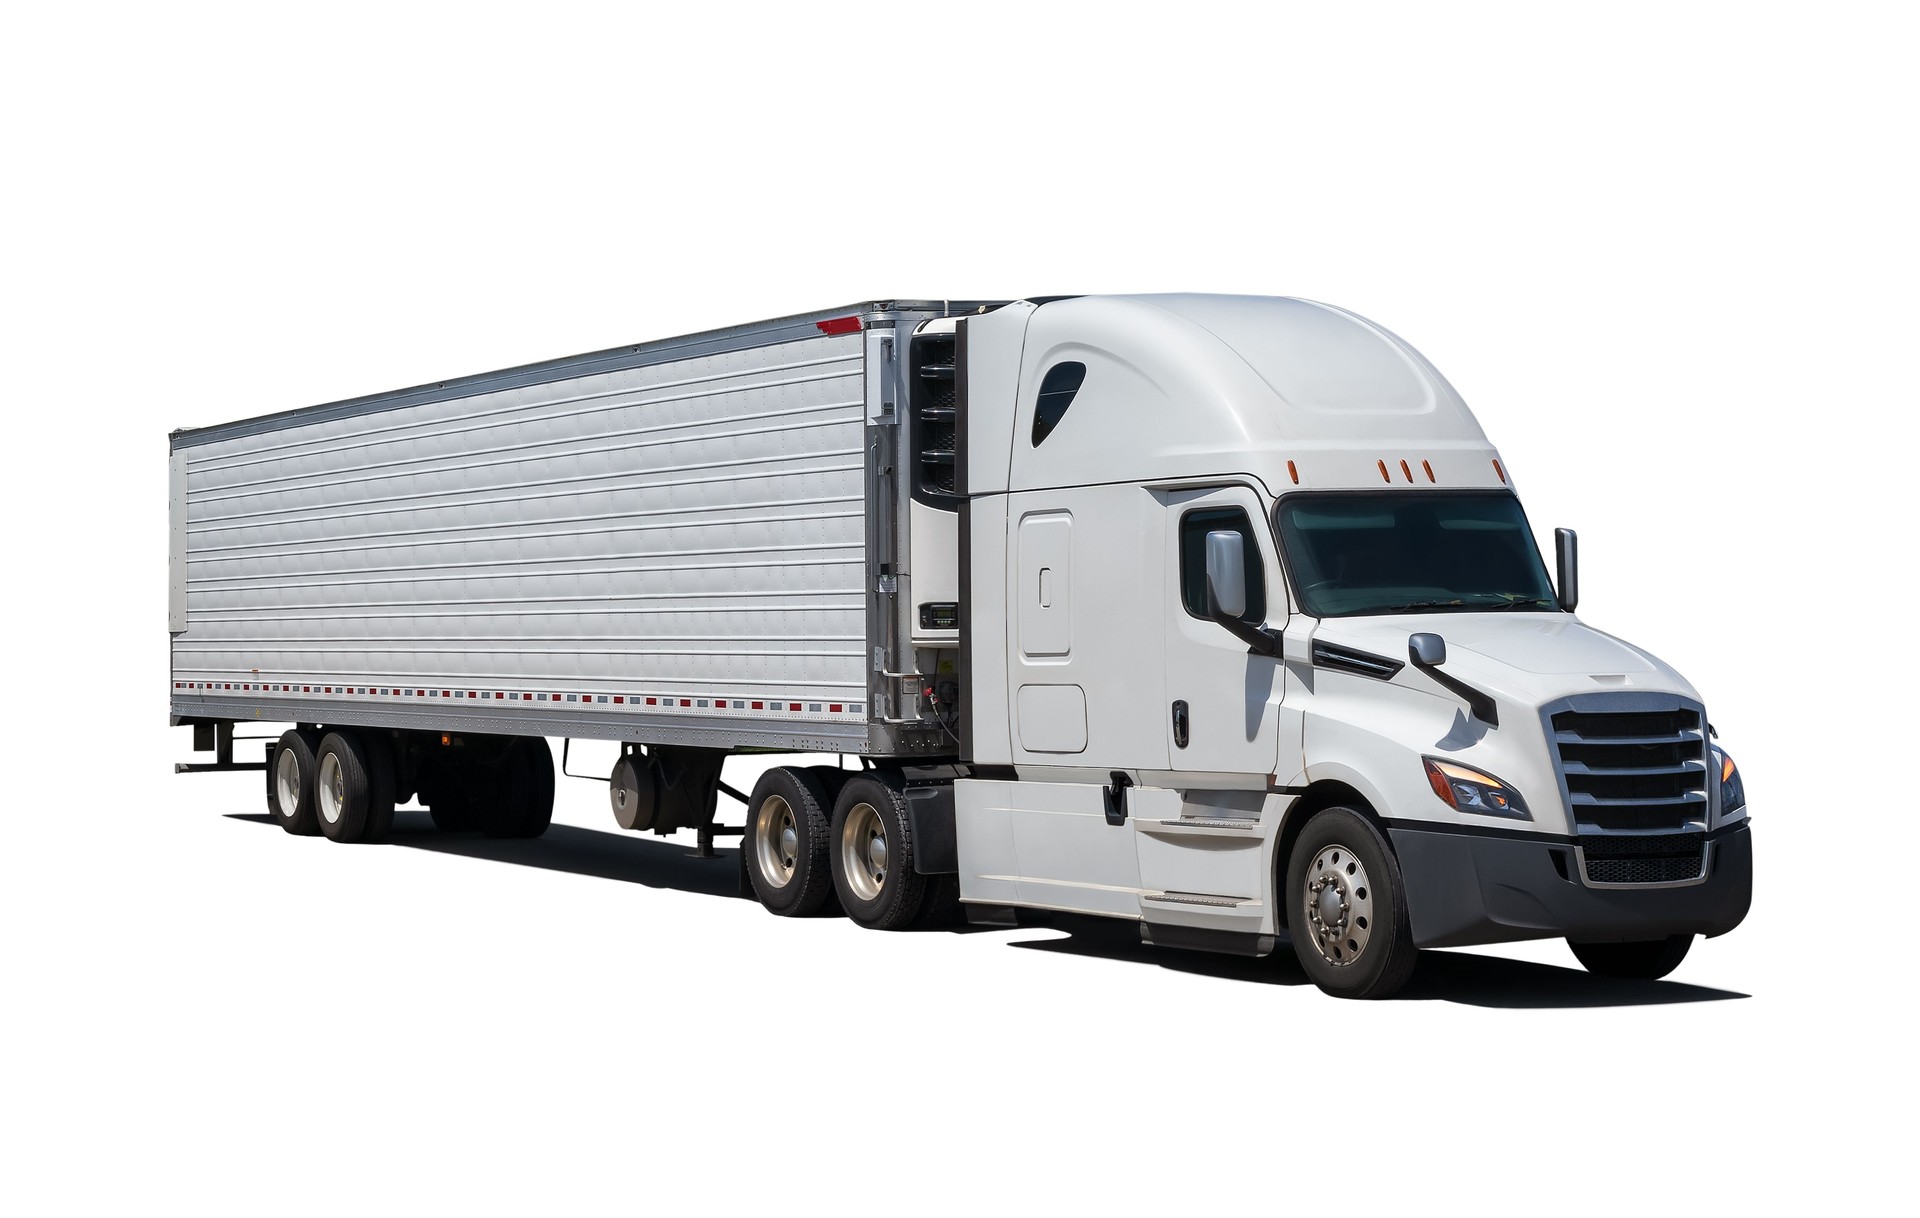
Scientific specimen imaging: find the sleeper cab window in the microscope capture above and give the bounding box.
[1179,507,1267,624]
[1031,361,1087,446]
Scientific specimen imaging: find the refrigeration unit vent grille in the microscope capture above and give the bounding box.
[909,332,960,504]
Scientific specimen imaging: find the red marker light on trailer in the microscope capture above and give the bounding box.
[815,316,862,336]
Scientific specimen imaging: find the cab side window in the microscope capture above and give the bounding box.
[1179,507,1266,624]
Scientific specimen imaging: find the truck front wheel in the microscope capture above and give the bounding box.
[1284,807,1419,1000]
[1568,935,1693,980]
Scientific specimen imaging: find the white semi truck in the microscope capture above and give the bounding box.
[170,295,1751,998]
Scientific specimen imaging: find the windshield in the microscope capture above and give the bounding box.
[1276,492,1559,617]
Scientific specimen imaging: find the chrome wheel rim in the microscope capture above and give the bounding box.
[1302,843,1374,966]
[840,802,888,902]
[317,752,345,826]
[754,796,798,889]
[275,746,303,819]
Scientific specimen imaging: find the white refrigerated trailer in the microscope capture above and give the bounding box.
[171,294,1752,998]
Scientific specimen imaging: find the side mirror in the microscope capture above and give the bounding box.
[1555,528,1579,613]
[1408,632,1447,667]
[1204,530,1247,620]
[1408,630,1498,726]
[1200,528,1277,658]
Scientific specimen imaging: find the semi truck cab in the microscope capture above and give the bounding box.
[926,294,1750,997]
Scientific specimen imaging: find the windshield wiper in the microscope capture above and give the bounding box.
[1379,599,1468,613]
[1482,597,1557,611]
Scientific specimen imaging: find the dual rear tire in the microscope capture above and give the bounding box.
[270,727,394,842]
[266,730,553,843]
[267,729,322,835]
[314,730,396,844]
[744,766,928,930]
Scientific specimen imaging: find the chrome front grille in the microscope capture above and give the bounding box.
[1549,699,1708,834]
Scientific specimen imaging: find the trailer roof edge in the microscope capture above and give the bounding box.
[171,299,1010,450]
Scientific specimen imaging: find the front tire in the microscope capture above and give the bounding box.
[1568,934,1693,980]
[829,772,927,931]
[267,729,321,836]
[1284,807,1418,1000]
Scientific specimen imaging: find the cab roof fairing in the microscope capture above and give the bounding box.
[1001,294,1508,497]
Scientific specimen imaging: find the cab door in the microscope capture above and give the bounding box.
[1134,484,1296,916]
[1157,485,1293,781]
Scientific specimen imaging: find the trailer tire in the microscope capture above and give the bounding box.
[830,772,928,931]
[314,731,395,845]
[482,738,554,839]
[1284,807,1418,1000]
[360,734,397,844]
[1568,934,1693,980]
[744,767,835,917]
[267,729,322,836]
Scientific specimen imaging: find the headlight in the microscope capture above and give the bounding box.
[1423,757,1531,819]
[1712,746,1746,816]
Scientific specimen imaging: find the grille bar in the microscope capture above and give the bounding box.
[1550,699,1709,842]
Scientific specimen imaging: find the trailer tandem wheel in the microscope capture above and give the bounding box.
[480,738,555,840]
[314,731,396,845]
[267,728,322,836]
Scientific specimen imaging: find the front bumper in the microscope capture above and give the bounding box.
[1387,820,1752,949]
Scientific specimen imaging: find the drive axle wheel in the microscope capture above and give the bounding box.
[1284,807,1417,999]
[829,772,926,931]
[744,767,834,917]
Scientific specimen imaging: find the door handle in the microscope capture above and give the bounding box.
[1103,771,1134,826]
[1171,700,1189,749]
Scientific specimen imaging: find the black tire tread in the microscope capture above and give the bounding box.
[744,767,836,917]
[830,770,928,931]
[482,738,555,839]
[315,730,393,845]
[267,729,321,836]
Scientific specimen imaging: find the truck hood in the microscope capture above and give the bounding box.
[1314,613,1699,704]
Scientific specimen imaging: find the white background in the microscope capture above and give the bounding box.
[4,2,1914,1213]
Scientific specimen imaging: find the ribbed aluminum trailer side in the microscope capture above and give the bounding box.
[169,302,970,758]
